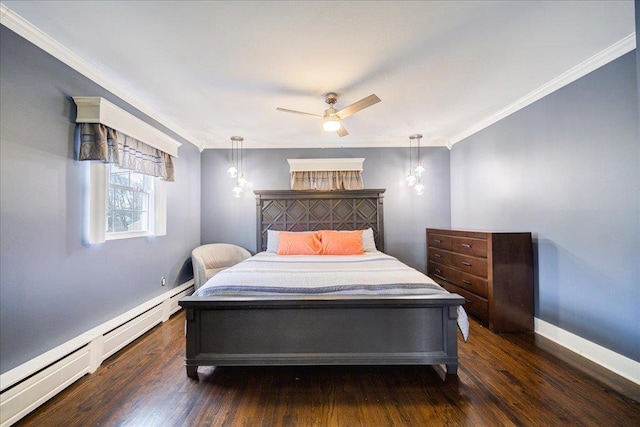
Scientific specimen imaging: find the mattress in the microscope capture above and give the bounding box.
[195,251,469,340]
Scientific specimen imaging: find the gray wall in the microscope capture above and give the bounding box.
[201,147,451,270]
[450,52,639,361]
[637,1,640,105]
[0,27,201,373]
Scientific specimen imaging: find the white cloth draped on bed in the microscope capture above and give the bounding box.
[195,251,469,340]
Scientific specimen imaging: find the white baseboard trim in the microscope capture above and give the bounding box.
[535,318,640,385]
[0,280,194,427]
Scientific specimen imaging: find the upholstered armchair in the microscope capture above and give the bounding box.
[191,243,251,290]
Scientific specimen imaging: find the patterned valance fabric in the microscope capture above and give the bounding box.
[291,171,364,191]
[78,123,175,181]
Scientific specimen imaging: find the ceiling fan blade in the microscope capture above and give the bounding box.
[336,125,349,138]
[276,107,322,118]
[336,94,381,119]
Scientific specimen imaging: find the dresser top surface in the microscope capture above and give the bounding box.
[427,228,531,238]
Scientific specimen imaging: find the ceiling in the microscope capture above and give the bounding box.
[1,1,635,150]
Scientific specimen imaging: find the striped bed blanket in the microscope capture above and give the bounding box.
[195,251,469,340]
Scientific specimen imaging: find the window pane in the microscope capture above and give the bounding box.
[130,172,145,190]
[130,211,148,232]
[111,210,132,233]
[110,166,130,186]
[106,165,151,235]
[132,192,147,211]
[113,188,134,210]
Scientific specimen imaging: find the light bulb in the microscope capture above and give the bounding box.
[415,164,425,177]
[238,174,248,188]
[227,165,237,178]
[323,116,341,132]
[232,184,243,198]
[415,182,424,195]
[406,173,416,187]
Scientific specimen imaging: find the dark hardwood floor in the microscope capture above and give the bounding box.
[17,311,639,426]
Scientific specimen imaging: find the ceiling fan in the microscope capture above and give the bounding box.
[276,92,381,137]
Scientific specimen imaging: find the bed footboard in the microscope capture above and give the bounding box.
[179,295,464,378]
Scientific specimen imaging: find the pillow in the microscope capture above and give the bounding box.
[277,231,321,255]
[267,228,376,253]
[336,228,377,252]
[362,228,377,252]
[266,230,280,253]
[319,230,364,255]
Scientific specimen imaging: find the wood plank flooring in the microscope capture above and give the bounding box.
[16,311,639,426]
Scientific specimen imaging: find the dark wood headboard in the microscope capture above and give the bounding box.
[254,189,385,253]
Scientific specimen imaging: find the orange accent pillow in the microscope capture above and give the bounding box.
[319,230,365,255]
[277,231,321,255]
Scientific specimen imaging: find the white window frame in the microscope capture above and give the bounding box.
[86,162,166,244]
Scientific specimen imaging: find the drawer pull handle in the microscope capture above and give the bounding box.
[461,243,471,248]
[434,254,442,258]
[462,262,472,266]
[434,239,442,243]
[435,269,442,274]
[462,280,472,285]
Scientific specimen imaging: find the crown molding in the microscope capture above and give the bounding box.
[448,32,637,148]
[2,3,634,153]
[0,3,204,152]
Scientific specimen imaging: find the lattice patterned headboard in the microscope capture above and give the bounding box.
[254,189,385,253]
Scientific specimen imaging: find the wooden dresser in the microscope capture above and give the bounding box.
[426,228,534,333]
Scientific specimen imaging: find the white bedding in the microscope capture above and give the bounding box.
[195,251,469,340]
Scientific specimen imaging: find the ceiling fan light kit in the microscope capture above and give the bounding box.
[277,92,381,138]
[322,115,341,132]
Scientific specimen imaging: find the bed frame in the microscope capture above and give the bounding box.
[179,189,464,378]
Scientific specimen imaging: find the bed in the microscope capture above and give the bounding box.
[179,189,466,378]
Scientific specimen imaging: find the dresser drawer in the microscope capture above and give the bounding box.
[451,253,488,278]
[427,234,452,250]
[427,261,459,284]
[429,260,488,297]
[450,236,487,258]
[445,283,489,322]
[428,248,452,265]
[457,272,488,298]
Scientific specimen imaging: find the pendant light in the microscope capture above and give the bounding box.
[227,137,238,178]
[406,134,416,187]
[230,136,245,197]
[408,134,424,195]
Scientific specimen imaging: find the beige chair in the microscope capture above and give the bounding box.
[191,243,251,290]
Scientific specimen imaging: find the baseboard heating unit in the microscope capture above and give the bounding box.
[0,281,194,427]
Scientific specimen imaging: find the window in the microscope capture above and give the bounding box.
[86,163,166,244]
[107,164,153,235]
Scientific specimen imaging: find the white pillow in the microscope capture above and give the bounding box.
[266,229,280,253]
[362,228,378,252]
[267,228,378,253]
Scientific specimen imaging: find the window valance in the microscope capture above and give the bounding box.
[290,171,363,191]
[78,123,175,181]
[73,97,177,181]
[288,158,365,191]
[73,97,180,157]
